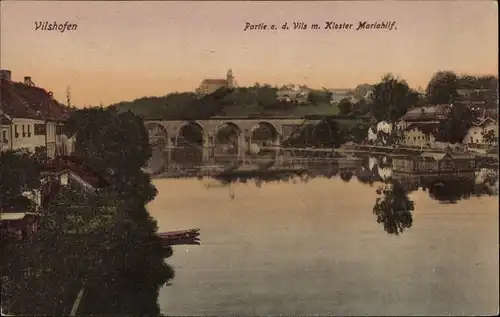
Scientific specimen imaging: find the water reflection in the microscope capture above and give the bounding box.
[373,180,414,235]
[183,152,498,236]
[148,151,498,316]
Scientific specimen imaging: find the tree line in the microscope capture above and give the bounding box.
[325,71,497,145]
[1,107,173,316]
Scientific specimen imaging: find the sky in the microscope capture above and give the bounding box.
[1,1,498,107]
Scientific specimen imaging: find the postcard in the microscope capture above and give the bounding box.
[0,1,498,316]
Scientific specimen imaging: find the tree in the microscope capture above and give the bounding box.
[338,98,353,115]
[373,180,414,235]
[66,86,72,108]
[352,99,371,116]
[426,71,459,105]
[312,118,342,148]
[437,104,473,144]
[390,127,406,145]
[0,150,42,212]
[482,129,497,145]
[307,91,323,105]
[370,74,419,122]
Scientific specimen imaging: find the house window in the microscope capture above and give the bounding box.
[2,131,7,143]
[470,136,474,143]
[14,125,19,138]
[27,125,31,137]
[34,124,46,135]
[22,125,26,137]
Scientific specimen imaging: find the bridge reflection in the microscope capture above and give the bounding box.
[147,149,499,199]
[146,145,363,177]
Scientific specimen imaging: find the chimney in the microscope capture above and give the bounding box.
[0,70,11,81]
[24,76,34,86]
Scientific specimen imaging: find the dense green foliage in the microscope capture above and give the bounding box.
[426,71,498,107]
[113,87,236,120]
[338,98,353,115]
[426,71,460,105]
[113,86,342,119]
[370,74,419,122]
[1,107,174,316]
[282,118,370,148]
[482,129,497,145]
[436,103,474,144]
[0,150,42,212]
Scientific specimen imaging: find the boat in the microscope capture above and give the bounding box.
[157,228,201,246]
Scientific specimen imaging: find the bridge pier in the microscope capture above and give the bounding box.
[203,136,213,161]
[238,134,247,160]
[167,137,174,162]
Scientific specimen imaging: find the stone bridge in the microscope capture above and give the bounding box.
[144,116,322,158]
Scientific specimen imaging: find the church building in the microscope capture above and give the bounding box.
[196,69,236,95]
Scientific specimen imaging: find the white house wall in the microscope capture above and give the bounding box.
[1,118,75,157]
[10,118,47,152]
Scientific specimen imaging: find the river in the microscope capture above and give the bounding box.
[147,159,499,316]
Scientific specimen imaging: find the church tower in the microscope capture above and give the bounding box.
[226,69,234,88]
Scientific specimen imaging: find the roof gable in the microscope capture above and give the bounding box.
[0,78,70,121]
[406,122,440,134]
[472,117,497,127]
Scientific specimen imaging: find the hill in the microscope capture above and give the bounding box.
[112,87,346,119]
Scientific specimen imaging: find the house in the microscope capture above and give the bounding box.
[463,117,498,150]
[0,70,75,157]
[41,156,109,189]
[392,152,475,175]
[367,124,377,143]
[402,122,440,147]
[329,88,357,104]
[196,69,236,95]
[376,121,393,134]
[399,104,452,128]
[276,89,309,104]
[0,212,40,240]
[366,121,393,144]
[456,86,498,109]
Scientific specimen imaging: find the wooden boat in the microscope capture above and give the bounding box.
[158,228,201,246]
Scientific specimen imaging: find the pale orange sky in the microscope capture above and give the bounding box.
[1,1,498,107]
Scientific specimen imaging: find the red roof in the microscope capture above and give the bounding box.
[42,155,109,189]
[0,78,70,121]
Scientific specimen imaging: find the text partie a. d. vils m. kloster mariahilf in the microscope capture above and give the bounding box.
[243,21,397,31]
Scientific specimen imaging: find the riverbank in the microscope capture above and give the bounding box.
[337,144,499,159]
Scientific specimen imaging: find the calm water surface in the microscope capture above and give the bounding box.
[148,177,499,316]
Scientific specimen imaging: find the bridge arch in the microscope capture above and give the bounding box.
[175,121,206,147]
[214,122,242,155]
[249,121,280,145]
[145,122,169,175]
[215,121,242,138]
[246,121,280,169]
[145,122,169,148]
